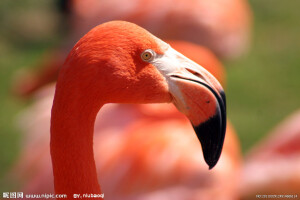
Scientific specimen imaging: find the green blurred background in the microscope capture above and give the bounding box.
[0,0,299,190]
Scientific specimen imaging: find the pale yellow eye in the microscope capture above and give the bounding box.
[141,50,154,61]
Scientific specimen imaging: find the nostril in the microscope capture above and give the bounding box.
[186,68,205,80]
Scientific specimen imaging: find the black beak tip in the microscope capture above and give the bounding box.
[193,111,226,170]
[208,158,218,170]
[204,153,220,170]
[204,145,222,170]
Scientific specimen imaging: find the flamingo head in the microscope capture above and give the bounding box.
[59,21,226,169]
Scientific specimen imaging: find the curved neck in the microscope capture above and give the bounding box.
[50,78,104,197]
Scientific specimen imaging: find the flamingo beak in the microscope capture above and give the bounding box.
[152,47,226,169]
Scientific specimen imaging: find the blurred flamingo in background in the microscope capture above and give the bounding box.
[10,37,241,200]
[70,0,252,59]
[240,110,300,199]
[12,0,252,97]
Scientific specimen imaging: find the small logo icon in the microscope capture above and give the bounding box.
[10,192,16,198]
[17,192,23,198]
[3,192,9,198]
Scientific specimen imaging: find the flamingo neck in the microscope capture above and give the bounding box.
[50,82,104,197]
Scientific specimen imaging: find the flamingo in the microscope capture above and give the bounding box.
[10,39,238,199]
[12,0,251,97]
[49,20,226,198]
[70,0,252,59]
[240,110,300,198]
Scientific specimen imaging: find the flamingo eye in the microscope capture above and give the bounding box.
[141,49,154,62]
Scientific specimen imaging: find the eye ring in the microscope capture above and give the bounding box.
[141,49,154,62]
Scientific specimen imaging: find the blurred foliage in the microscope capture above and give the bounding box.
[226,0,300,152]
[0,0,299,190]
[0,0,62,190]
